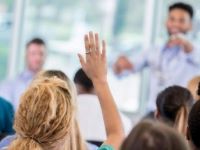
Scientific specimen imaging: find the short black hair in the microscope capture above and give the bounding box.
[169,2,194,19]
[26,38,46,48]
[74,68,93,91]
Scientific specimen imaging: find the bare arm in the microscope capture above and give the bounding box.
[78,31,125,150]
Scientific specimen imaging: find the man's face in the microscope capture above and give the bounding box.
[26,43,46,73]
[166,9,192,36]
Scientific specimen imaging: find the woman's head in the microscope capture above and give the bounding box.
[156,85,193,134]
[121,120,190,150]
[187,98,200,149]
[9,77,75,150]
[187,76,200,101]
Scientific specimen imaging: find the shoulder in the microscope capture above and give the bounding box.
[0,97,14,115]
[0,97,12,108]
[98,145,115,150]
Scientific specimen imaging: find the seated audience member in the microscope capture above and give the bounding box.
[0,38,46,110]
[155,86,194,135]
[0,97,14,140]
[7,32,124,150]
[187,76,200,101]
[74,68,131,144]
[121,120,190,150]
[187,98,200,150]
[0,70,98,150]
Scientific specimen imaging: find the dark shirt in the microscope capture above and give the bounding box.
[0,97,14,139]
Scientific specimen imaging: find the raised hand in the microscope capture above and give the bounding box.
[78,31,107,83]
[78,32,124,150]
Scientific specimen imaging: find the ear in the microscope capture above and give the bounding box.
[186,126,190,140]
[154,109,160,120]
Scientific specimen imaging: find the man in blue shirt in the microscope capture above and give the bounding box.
[0,97,14,140]
[114,2,200,111]
[0,38,46,110]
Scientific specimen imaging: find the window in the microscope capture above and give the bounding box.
[0,0,14,80]
[16,0,146,112]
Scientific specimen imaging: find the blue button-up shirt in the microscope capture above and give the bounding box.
[0,70,35,110]
[133,44,200,111]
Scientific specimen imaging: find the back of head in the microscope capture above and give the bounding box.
[37,70,74,92]
[121,120,189,150]
[156,86,194,134]
[188,87,200,149]
[8,77,74,150]
[187,76,200,101]
[74,68,94,94]
[35,70,86,150]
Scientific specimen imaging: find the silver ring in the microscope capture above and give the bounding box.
[85,50,91,54]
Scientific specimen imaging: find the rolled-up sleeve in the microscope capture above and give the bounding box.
[132,49,150,72]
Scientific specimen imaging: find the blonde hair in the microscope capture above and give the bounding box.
[8,76,86,150]
[36,70,86,150]
[187,76,200,101]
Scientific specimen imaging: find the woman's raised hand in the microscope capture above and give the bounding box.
[78,31,107,83]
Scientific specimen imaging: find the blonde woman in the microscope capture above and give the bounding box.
[7,32,124,150]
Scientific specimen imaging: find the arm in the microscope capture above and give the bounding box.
[167,34,200,66]
[78,31,124,150]
[113,52,149,76]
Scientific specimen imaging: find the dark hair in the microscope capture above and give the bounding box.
[26,38,46,48]
[121,120,189,150]
[169,2,194,19]
[197,82,200,96]
[156,86,193,133]
[188,84,200,149]
[74,68,93,92]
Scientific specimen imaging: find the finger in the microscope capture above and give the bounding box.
[78,54,86,68]
[84,35,90,51]
[89,31,95,52]
[95,33,100,54]
[102,40,106,58]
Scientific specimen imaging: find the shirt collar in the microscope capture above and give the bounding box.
[20,69,35,81]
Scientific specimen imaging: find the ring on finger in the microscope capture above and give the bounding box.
[85,50,91,54]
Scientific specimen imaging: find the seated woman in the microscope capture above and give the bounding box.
[7,32,124,150]
[121,120,190,150]
[155,85,194,135]
[0,97,14,140]
[0,70,98,150]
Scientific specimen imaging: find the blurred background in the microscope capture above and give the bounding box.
[0,0,200,118]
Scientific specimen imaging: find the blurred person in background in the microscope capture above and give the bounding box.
[113,2,200,112]
[74,68,131,146]
[0,97,14,140]
[0,38,46,110]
